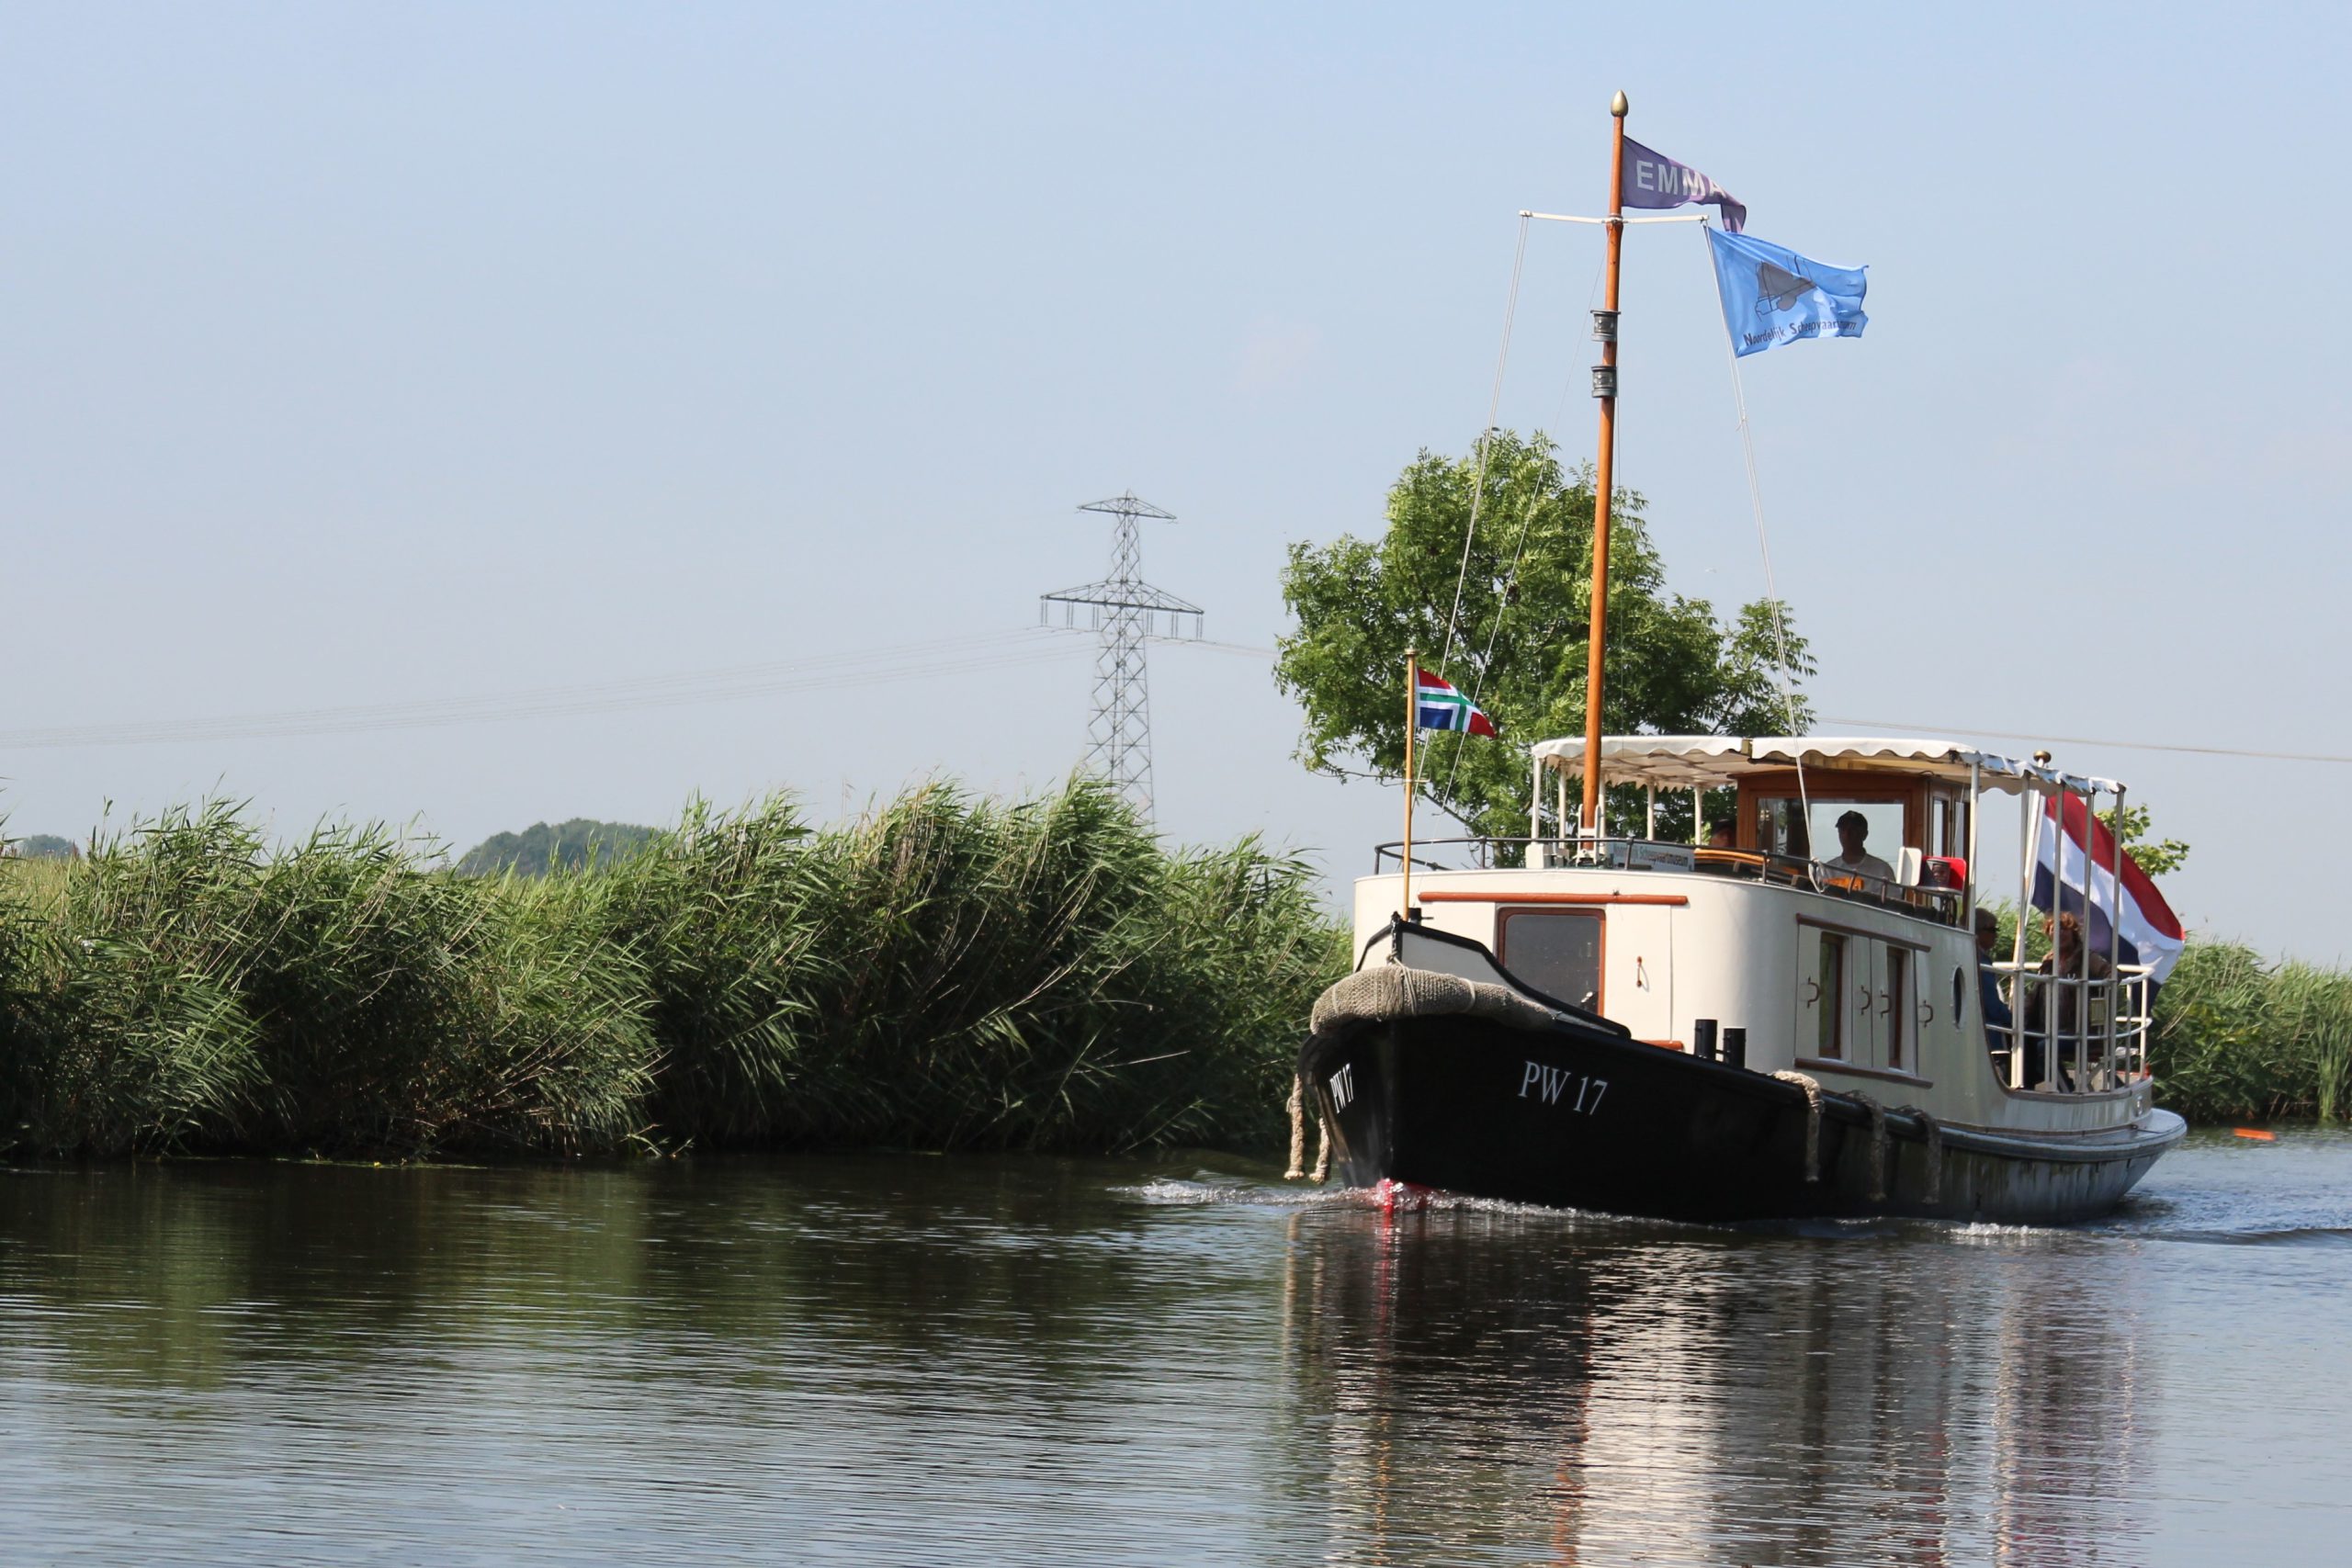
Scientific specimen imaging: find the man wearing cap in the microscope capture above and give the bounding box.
[1827,809,1895,884]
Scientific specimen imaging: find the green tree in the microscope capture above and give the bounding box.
[456,819,658,878]
[2098,804,2190,878]
[1275,431,1812,839]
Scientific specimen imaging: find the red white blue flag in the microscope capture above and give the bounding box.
[1415,669,1498,737]
[2030,794,2186,984]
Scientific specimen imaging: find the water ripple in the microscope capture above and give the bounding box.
[0,1135,2345,1562]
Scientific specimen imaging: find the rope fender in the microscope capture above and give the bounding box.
[1897,1105,1942,1205]
[1848,1091,1890,1201]
[1770,1069,1823,1182]
[1283,1070,1333,1185]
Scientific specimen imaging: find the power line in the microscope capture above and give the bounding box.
[1820,716,2352,767]
[0,631,1084,750]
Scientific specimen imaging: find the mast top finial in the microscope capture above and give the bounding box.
[1611,90,1629,118]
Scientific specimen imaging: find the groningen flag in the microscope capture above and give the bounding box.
[1415,669,1498,737]
[1708,228,1868,357]
[1621,136,1746,232]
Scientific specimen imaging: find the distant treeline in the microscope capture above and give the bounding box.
[0,782,1346,1160]
[455,819,658,877]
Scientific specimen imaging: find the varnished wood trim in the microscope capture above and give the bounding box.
[1423,891,1689,907]
[1641,1039,1686,1052]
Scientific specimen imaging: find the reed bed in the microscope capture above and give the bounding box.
[0,781,1347,1159]
[2147,942,2352,1123]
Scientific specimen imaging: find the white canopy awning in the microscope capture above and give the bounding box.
[1528,735,2122,795]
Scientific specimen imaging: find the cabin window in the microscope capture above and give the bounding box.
[1498,908,1603,1011]
[1884,946,1908,1071]
[1816,932,1846,1059]
[1757,797,1812,859]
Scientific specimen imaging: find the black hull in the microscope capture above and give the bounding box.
[1304,1013,2184,1225]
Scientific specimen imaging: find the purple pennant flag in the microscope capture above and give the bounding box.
[1620,137,1746,232]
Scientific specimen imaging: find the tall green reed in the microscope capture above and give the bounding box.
[2149,942,2352,1122]
[0,778,1345,1158]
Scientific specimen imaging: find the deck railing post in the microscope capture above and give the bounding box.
[1530,752,1545,863]
[2012,781,2036,1090]
[2075,785,2092,1093]
[2108,783,2126,1083]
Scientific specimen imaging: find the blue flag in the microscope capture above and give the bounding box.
[1708,229,1868,358]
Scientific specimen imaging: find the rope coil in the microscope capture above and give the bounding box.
[1284,1074,1307,1180]
[1770,1069,1823,1182]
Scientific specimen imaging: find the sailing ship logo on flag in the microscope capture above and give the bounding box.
[1707,228,1869,357]
[1755,260,1819,315]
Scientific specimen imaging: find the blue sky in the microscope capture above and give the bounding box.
[1,3,2341,957]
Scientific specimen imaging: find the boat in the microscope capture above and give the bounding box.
[1300,735,2186,1223]
[1293,98,2183,1224]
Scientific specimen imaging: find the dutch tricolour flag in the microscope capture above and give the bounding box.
[1415,669,1498,737]
[2030,793,2186,984]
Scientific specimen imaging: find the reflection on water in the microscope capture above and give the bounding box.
[0,1133,2345,1563]
[1282,1206,2159,1565]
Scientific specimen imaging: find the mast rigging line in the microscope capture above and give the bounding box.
[1707,217,1816,850]
[1431,202,1705,823]
[1437,212,1532,688]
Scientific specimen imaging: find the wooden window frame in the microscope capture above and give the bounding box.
[1815,930,1846,1060]
[1734,769,1928,854]
[1497,906,1606,1014]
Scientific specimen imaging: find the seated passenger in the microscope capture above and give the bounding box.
[1707,821,1736,850]
[1974,905,2014,1048]
[1826,809,1895,883]
[2020,911,2114,1088]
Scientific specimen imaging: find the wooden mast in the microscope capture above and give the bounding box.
[1577,90,1630,839]
[1401,647,1419,918]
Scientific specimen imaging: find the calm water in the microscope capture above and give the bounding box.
[0,1133,2346,1565]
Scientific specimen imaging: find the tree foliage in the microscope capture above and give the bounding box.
[1275,431,1813,838]
[2098,803,2190,878]
[457,818,658,878]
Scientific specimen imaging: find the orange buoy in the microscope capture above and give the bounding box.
[2233,1128,2277,1141]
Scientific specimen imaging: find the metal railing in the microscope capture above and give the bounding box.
[1371,836,1966,927]
[1983,963,2153,1092]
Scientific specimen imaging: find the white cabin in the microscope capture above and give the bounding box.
[1358,737,2157,1135]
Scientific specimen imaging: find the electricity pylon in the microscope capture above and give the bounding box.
[1039,492,1202,818]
